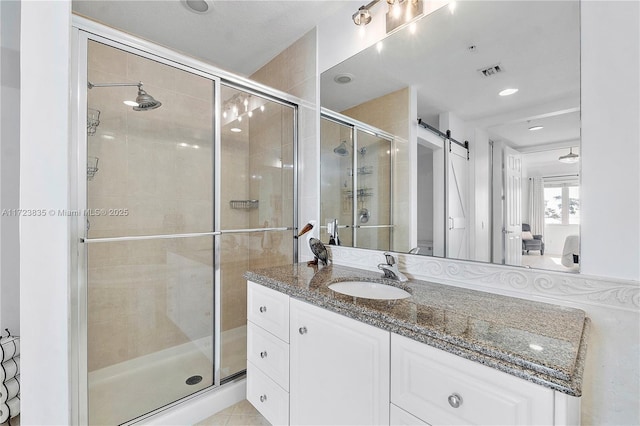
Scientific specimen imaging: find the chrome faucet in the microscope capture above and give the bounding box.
[377,252,409,282]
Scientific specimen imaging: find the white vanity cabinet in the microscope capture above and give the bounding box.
[391,333,578,425]
[246,282,290,425]
[246,281,579,426]
[289,298,390,425]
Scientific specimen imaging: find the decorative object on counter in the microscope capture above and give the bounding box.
[229,199,259,210]
[297,221,328,266]
[0,329,19,424]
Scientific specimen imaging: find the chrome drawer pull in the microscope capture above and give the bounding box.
[299,326,307,335]
[260,394,267,403]
[448,393,463,408]
[259,306,267,313]
[260,351,268,359]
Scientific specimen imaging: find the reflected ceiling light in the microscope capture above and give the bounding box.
[529,343,543,352]
[409,22,417,34]
[230,128,242,133]
[448,1,457,14]
[260,105,265,112]
[558,147,579,164]
[528,125,544,131]
[376,41,383,52]
[123,100,139,107]
[248,111,253,118]
[499,88,519,96]
[334,73,354,84]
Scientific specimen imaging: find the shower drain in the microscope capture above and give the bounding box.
[186,375,203,385]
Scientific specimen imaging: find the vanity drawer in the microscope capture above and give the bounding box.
[247,281,290,342]
[247,322,290,391]
[247,361,289,426]
[391,333,554,425]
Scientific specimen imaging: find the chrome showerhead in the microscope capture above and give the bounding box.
[87,81,162,111]
[133,85,162,111]
[333,141,349,156]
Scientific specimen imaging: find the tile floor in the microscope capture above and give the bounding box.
[197,400,269,426]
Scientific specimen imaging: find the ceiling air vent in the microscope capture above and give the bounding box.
[478,64,503,77]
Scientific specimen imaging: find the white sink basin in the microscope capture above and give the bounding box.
[328,281,410,300]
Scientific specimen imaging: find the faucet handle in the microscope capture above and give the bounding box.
[383,252,396,265]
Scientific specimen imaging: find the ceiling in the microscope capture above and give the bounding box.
[320,1,581,153]
[72,0,348,77]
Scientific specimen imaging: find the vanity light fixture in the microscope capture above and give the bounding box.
[352,2,376,27]
[499,88,519,96]
[386,0,423,34]
[558,147,579,164]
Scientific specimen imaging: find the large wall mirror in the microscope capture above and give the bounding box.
[320,0,581,273]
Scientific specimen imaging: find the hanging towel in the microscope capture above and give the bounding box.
[0,396,19,423]
[0,377,19,403]
[0,337,19,362]
[0,357,19,383]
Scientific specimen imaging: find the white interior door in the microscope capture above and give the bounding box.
[504,145,522,266]
[446,143,469,259]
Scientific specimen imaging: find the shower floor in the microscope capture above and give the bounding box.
[89,326,247,425]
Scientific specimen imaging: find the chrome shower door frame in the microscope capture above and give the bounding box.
[71,16,299,425]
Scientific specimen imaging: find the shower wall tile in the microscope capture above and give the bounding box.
[88,40,127,77]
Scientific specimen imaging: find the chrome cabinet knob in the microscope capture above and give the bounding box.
[259,306,267,313]
[259,394,267,403]
[299,326,307,335]
[260,351,268,359]
[448,393,463,408]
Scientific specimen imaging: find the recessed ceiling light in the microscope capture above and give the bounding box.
[499,88,518,96]
[529,125,544,131]
[183,0,211,14]
[123,100,138,107]
[334,74,354,84]
[230,128,242,133]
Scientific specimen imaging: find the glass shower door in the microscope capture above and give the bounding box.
[218,84,296,380]
[320,116,354,246]
[354,130,393,250]
[85,40,215,425]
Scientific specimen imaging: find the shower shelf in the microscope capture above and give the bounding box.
[343,188,373,198]
[230,200,259,210]
[348,166,373,176]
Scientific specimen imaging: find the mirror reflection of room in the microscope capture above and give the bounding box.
[320,0,580,273]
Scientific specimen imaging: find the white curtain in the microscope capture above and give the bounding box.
[529,177,545,235]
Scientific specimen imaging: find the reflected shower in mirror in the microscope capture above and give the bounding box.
[320,0,580,273]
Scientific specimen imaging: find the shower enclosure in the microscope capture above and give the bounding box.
[76,31,296,425]
[320,112,393,250]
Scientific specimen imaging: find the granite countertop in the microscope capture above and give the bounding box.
[245,263,590,397]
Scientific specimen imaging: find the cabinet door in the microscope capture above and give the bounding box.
[290,299,390,425]
[391,333,554,425]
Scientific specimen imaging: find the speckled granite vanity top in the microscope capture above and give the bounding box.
[245,263,590,396]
